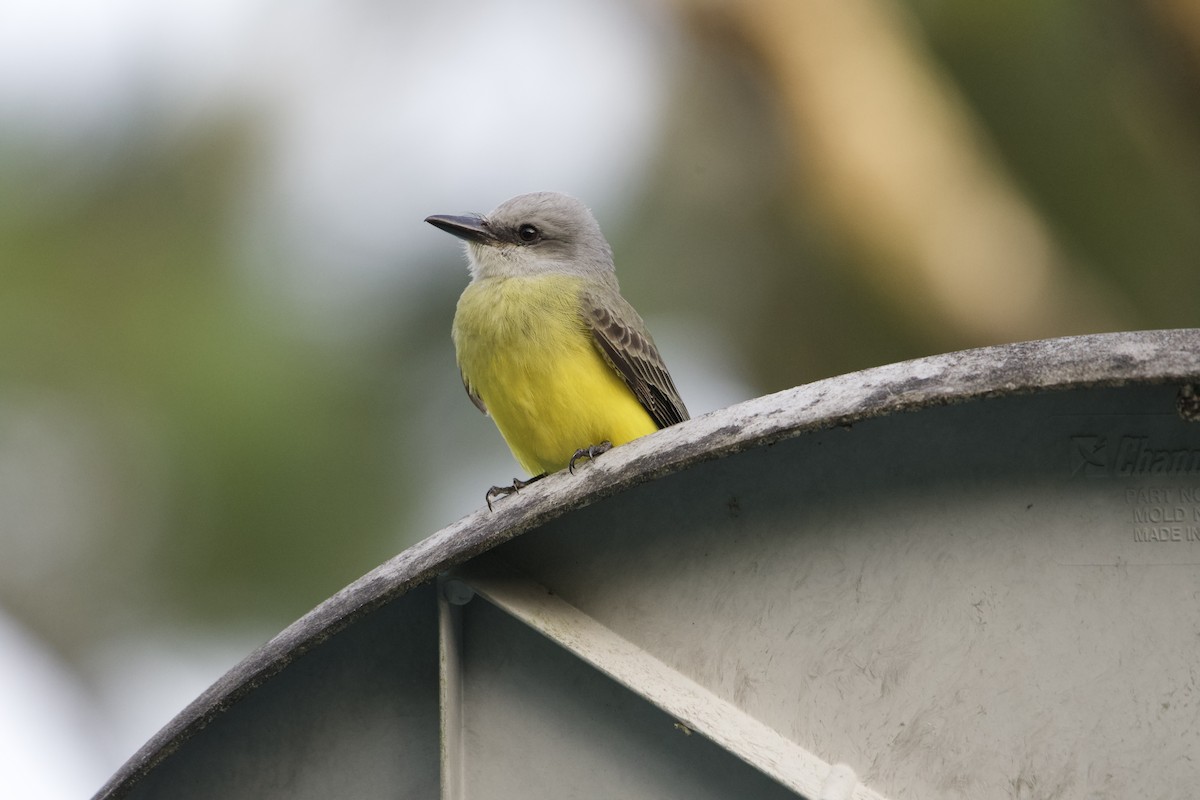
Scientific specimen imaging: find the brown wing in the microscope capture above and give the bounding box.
[581,288,689,429]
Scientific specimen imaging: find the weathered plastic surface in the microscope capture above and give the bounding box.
[95,330,1200,800]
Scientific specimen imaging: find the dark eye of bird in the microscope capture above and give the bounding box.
[517,223,540,244]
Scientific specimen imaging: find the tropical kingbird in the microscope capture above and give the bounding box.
[426,192,689,508]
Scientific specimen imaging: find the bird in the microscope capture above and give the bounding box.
[426,191,689,509]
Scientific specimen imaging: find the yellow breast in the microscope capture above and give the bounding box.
[452,274,657,475]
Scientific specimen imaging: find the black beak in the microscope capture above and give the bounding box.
[425,213,498,245]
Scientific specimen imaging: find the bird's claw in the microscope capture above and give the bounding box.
[484,473,545,511]
[568,441,613,474]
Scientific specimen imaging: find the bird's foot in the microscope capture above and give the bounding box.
[485,473,546,511]
[568,441,613,474]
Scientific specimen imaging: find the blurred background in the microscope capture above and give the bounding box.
[1,0,1198,795]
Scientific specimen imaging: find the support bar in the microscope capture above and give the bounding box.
[452,560,888,800]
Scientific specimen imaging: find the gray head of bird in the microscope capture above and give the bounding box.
[426,191,616,282]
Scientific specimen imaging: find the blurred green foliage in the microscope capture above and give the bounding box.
[0,129,407,649]
[909,0,1200,312]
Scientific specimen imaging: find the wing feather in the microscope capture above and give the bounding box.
[581,289,689,429]
[461,372,487,415]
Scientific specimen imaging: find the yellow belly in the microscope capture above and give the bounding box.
[453,275,657,476]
